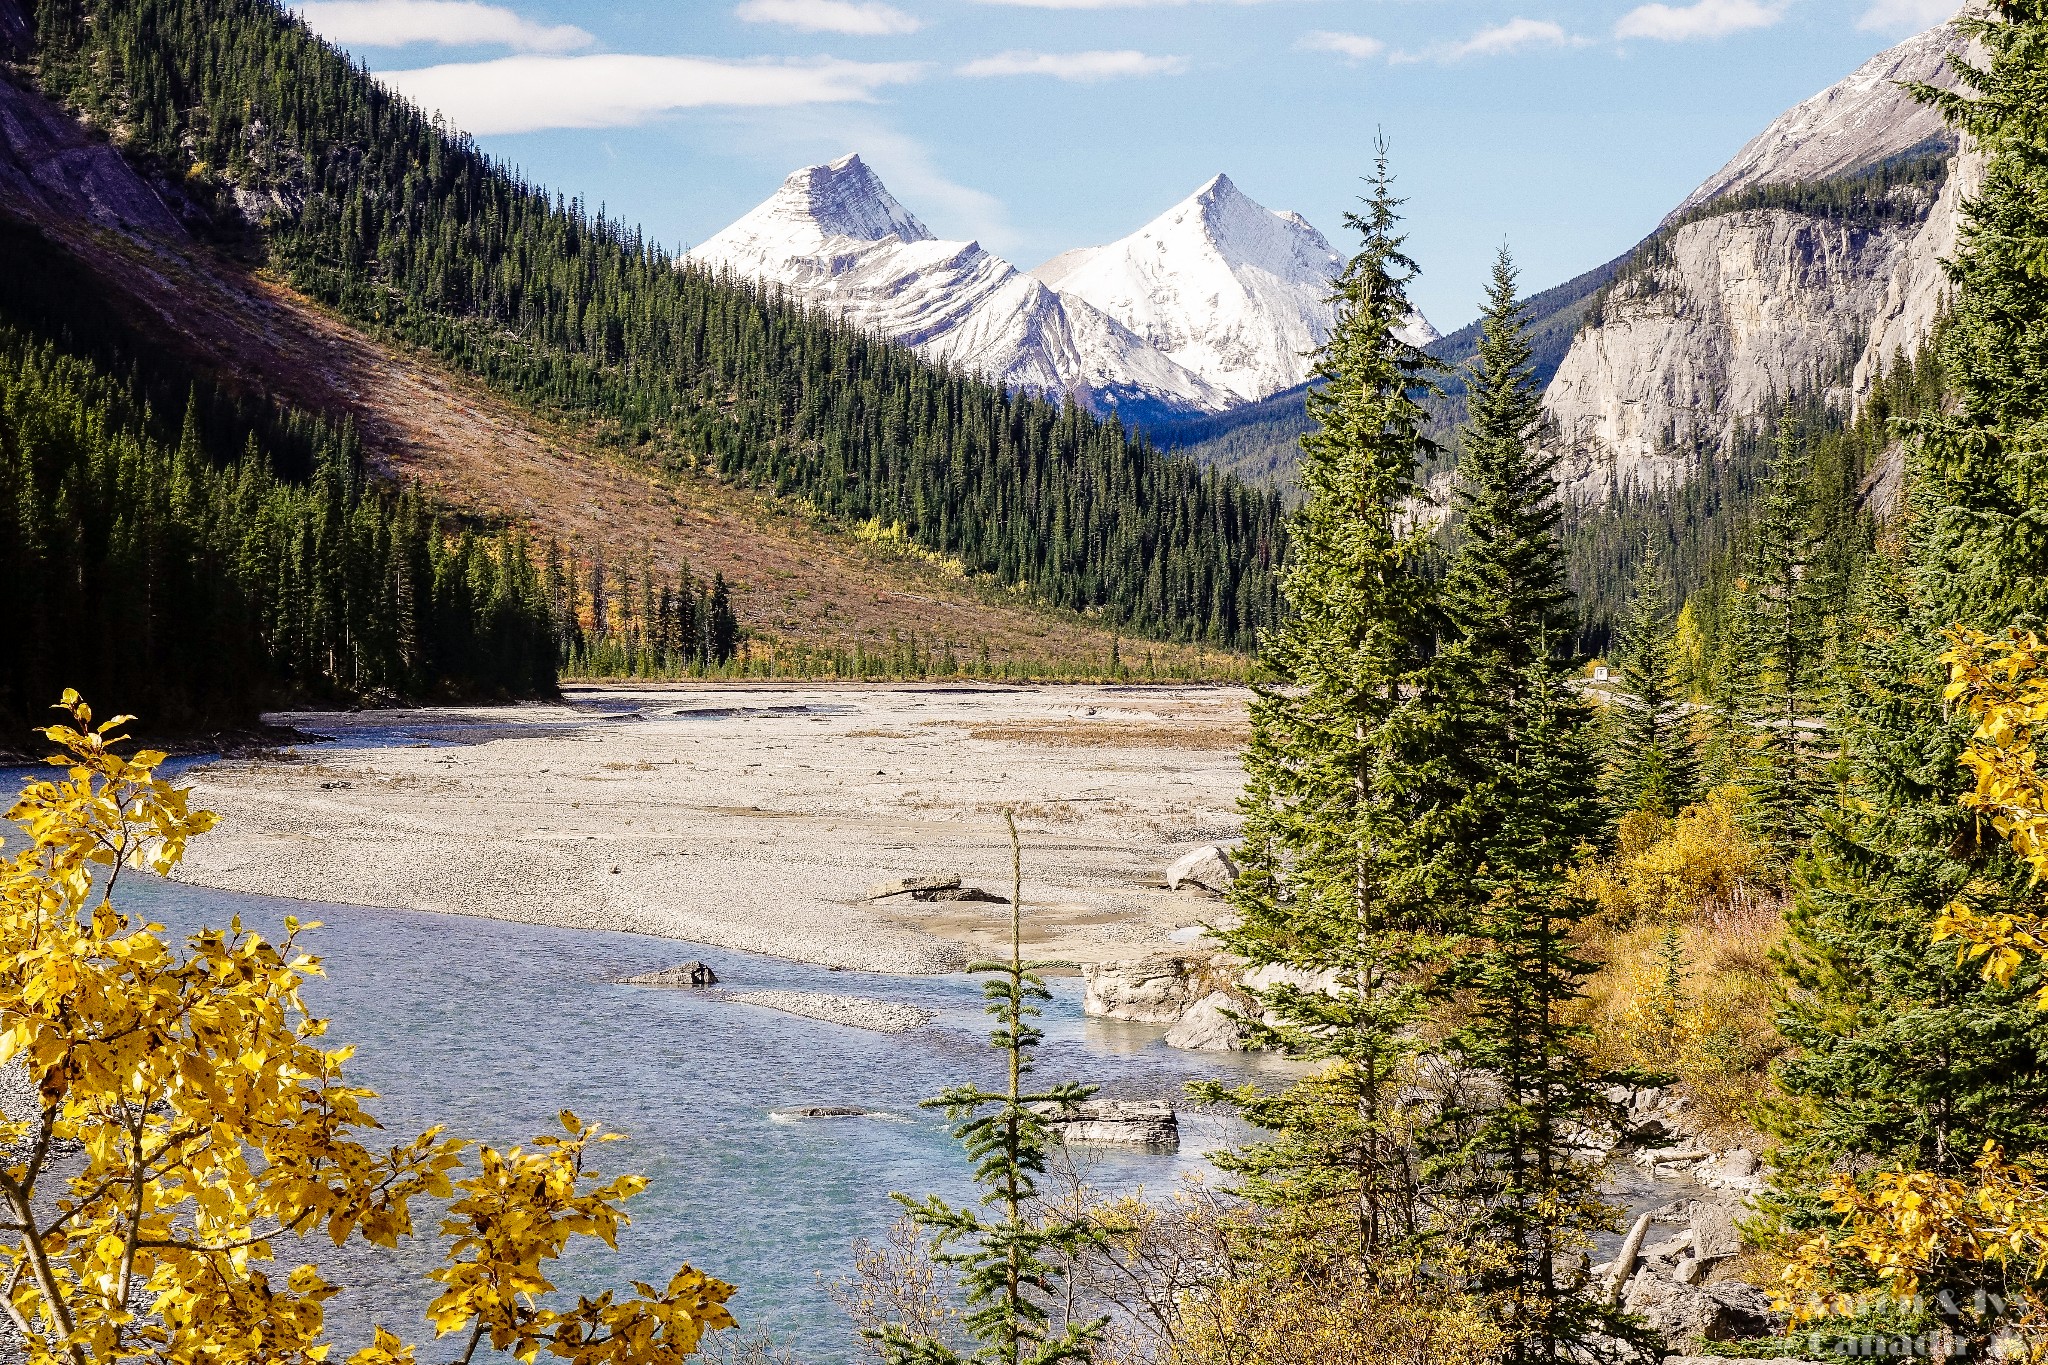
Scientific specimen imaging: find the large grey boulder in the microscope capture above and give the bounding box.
[1691,1201,1742,1264]
[1082,954,1206,1023]
[1033,1099,1179,1151]
[1166,845,1237,895]
[1164,991,1246,1051]
[1624,1268,1778,1345]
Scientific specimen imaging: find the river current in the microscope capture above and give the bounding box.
[114,873,1285,1362]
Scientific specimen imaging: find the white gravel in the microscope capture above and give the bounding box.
[170,684,1250,974]
[721,990,935,1033]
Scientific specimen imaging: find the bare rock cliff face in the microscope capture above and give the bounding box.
[1541,16,1975,504]
[1855,142,1983,392]
[0,72,184,240]
[1545,198,1938,502]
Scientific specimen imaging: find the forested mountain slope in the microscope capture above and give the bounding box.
[10,0,1283,654]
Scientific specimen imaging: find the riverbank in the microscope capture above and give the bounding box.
[172,684,1250,974]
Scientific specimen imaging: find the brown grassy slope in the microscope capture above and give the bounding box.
[0,76,1245,671]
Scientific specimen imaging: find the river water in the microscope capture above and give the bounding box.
[111,873,1289,1362]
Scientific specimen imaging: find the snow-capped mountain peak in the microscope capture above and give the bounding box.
[684,156,1229,421]
[691,153,932,276]
[1035,174,1436,402]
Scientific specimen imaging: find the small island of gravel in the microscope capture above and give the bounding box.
[724,989,935,1033]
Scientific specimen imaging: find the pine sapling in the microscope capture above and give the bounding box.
[882,814,1103,1365]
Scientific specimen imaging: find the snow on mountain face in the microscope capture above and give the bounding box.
[687,155,1229,419]
[691,152,931,271]
[1034,174,1438,404]
[1669,16,1967,218]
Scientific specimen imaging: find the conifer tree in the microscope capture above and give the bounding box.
[1771,0,2048,1207]
[1742,417,1826,855]
[1606,549,1700,820]
[1425,249,1641,1363]
[885,814,1102,1365]
[1196,145,1446,1270]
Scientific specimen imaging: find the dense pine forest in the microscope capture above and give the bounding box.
[19,0,1284,651]
[0,216,562,735]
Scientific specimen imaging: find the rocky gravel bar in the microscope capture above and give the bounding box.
[722,989,935,1033]
[171,684,1249,974]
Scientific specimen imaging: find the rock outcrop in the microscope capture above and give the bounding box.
[1081,953,1211,1023]
[1163,991,1246,1050]
[0,68,184,239]
[1033,1098,1180,1151]
[1545,194,1941,503]
[1541,17,1977,506]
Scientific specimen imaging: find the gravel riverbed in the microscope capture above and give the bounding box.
[171,684,1250,973]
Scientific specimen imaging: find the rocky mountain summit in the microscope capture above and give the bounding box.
[688,157,1435,422]
[688,154,1228,423]
[1034,173,1437,402]
[1543,15,1976,504]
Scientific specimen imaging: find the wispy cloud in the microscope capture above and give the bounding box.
[295,0,592,51]
[957,49,1187,80]
[378,53,924,134]
[734,0,921,35]
[1389,17,1581,64]
[1855,0,1957,30]
[1299,30,1386,62]
[855,128,1015,249]
[1614,0,1782,41]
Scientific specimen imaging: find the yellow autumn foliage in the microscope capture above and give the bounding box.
[1166,1258,1505,1365]
[1573,786,1774,925]
[1777,630,2048,1348]
[0,693,736,1365]
[1570,787,1783,1128]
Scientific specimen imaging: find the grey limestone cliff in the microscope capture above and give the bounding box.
[1543,16,1977,505]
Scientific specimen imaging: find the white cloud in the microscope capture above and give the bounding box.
[734,0,921,35]
[1299,30,1387,62]
[377,53,924,134]
[295,0,592,51]
[1614,0,1782,41]
[957,49,1187,80]
[1855,0,1958,30]
[1390,17,1580,63]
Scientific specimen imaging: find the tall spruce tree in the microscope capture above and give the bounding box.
[1771,0,2048,1220]
[1196,146,1447,1270]
[1742,417,1827,856]
[1425,249,1641,1363]
[1606,548,1700,820]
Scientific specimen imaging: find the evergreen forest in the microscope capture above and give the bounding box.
[22,0,1286,650]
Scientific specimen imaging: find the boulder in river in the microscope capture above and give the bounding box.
[1033,1099,1179,1151]
[1691,1200,1743,1263]
[624,961,719,987]
[1082,954,1207,1023]
[769,1105,871,1121]
[1166,845,1237,895]
[1164,991,1247,1051]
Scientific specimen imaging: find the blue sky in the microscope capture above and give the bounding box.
[295,0,1958,330]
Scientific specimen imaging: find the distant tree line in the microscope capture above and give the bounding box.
[0,218,733,740]
[548,552,738,678]
[24,0,1287,649]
